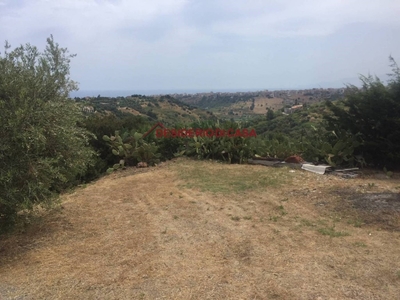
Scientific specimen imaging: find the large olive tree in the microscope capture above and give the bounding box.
[0,36,94,230]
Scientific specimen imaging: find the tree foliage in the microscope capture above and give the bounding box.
[81,113,150,180]
[0,36,95,229]
[103,130,160,171]
[324,57,400,168]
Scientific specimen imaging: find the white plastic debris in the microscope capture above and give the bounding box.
[301,164,332,175]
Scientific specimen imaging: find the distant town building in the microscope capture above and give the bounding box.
[284,104,303,114]
[82,106,94,113]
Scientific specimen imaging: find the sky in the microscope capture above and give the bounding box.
[1,0,400,94]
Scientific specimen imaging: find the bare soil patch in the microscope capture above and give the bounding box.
[253,97,284,113]
[351,193,400,211]
[1,159,400,299]
[332,187,400,231]
[118,106,144,116]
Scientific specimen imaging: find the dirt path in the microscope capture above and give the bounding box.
[1,160,400,299]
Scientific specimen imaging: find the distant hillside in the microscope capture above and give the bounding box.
[173,88,345,120]
[245,101,330,137]
[73,88,345,123]
[74,94,217,125]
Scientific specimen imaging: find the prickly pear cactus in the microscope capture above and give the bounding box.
[103,130,159,172]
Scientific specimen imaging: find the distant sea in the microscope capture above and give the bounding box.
[69,77,368,98]
[69,88,270,98]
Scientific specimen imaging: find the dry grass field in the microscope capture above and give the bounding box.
[225,97,284,116]
[252,97,284,113]
[118,107,144,116]
[1,158,400,299]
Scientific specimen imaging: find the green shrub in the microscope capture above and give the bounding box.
[103,130,160,172]
[81,113,150,180]
[178,121,261,163]
[0,37,95,230]
[324,57,400,169]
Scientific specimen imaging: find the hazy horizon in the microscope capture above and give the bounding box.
[70,85,349,98]
[70,74,371,98]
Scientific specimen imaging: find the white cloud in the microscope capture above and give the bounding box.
[0,0,188,41]
[1,0,399,90]
[210,0,400,37]
[2,0,399,47]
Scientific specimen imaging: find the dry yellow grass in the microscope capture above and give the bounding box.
[227,97,284,116]
[252,97,284,113]
[1,158,400,299]
[117,107,143,116]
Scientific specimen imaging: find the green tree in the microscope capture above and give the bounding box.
[0,36,95,230]
[266,108,274,120]
[81,113,150,181]
[324,56,400,168]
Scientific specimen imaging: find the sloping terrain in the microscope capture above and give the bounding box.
[1,159,400,299]
[214,97,284,118]
[81,95,215,125]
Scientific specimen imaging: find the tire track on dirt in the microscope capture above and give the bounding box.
[3,161,399,299]
[126,170,294,299]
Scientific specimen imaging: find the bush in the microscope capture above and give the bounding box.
[324,57,400,168]
[179,121,261,163]
[0,37,95,230]
[103,131,161,171]
[81,113,150,180]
